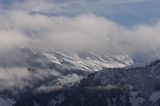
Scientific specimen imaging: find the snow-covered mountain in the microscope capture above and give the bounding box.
[0,47,160,106]
[33,48,133,71]
[0,47,133,70]
[12,59,160,106]
[0,47,134,106]
[0,3,160,105]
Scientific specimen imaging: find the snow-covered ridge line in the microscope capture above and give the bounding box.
[33,48,134,71]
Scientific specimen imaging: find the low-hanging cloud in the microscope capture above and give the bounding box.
[0,31,28,51]
[0,0,159,58]
[0,67,61,94]
[0,11,160,60]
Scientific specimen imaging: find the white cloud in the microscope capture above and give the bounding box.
[0,31,28,51]
[0,11,160,58]
[0,67,61,93]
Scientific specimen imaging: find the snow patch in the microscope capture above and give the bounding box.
[149,91,160,103]
[0,97,15,106]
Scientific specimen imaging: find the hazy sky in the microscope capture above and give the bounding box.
[0,0,160,26]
